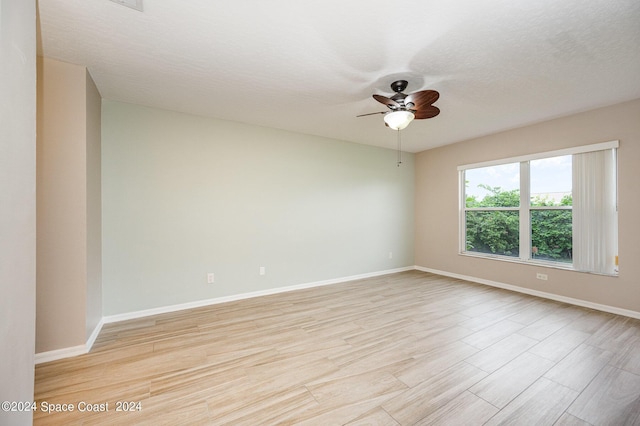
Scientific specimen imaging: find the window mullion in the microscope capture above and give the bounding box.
[459,170,466,253]
[519,162,530,261]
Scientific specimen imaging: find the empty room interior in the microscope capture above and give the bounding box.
[3,0,640,424]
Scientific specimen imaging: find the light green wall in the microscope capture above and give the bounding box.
[102,101,415,315]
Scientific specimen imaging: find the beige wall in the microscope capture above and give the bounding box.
[415,98,640,313]
[0,0,37,424]
[36,57,102,353]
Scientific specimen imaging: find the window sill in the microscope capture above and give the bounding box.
[459,251,619,277]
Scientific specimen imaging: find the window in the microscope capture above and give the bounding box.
[530,156,573,263]
[464,163,520,258]
[459,141,618,275]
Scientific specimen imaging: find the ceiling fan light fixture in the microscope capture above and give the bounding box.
[384,110,414,130]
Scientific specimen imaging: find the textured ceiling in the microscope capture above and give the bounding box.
[38,0,640,152]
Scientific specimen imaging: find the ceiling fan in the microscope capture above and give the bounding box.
[358,80,440,130]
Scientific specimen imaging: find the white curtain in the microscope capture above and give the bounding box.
[572,149,618,274]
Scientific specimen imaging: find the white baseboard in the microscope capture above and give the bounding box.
[35,317,105,365]
[34,345,87,364]
[103,266,415,324]
[86,318,105,351]
[415,265,640,320]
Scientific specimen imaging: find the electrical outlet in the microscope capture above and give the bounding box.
[207,272,215,284]
[536,273,548,281]
[388,252,393,259]
[259,266,265,276]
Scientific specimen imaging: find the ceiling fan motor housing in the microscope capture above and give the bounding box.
[390,81,409,105]
[390,80,409,93]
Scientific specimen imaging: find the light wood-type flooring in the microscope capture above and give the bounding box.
[34,271,640,425]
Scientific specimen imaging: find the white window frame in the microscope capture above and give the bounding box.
[458,140,619,273]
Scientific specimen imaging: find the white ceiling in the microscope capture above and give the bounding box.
[38,0,640,153]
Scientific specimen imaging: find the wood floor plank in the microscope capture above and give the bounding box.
[469,352,555,408]
[527,326,591,363]
[507,299,558,326]
[293,393,403,426]
[518,313,575,341]
[585,316,640,354]
[566,365,640,425]
[465,333,539,373]
[393,340,480,387]
[543,343,614,392]
[566,309,614,334]
[345,407,401,426]
[414,390,499,426]
[553,412,593,426]
[610,336,640,376]
[407,322,475,346]
[245,353,340,392]
[32,270,640,425]
[382,361,488,425]
[209,387,319,425]
[461,319,525,349]
[306,370,408,411]
[483,377,578,425]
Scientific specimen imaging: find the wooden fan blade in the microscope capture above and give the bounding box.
[405,90,439,109]
[414,106,440,119]
[372,94,400,108]
[357,111,386,117]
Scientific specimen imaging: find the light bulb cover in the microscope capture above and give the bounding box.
[383,110,415,130]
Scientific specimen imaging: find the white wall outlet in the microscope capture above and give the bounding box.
[536,273,548,281]
[259,266,265,276]
[207,272,215,284]
[389,252,393,259]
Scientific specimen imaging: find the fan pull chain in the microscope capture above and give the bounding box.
[397,130,402,167]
